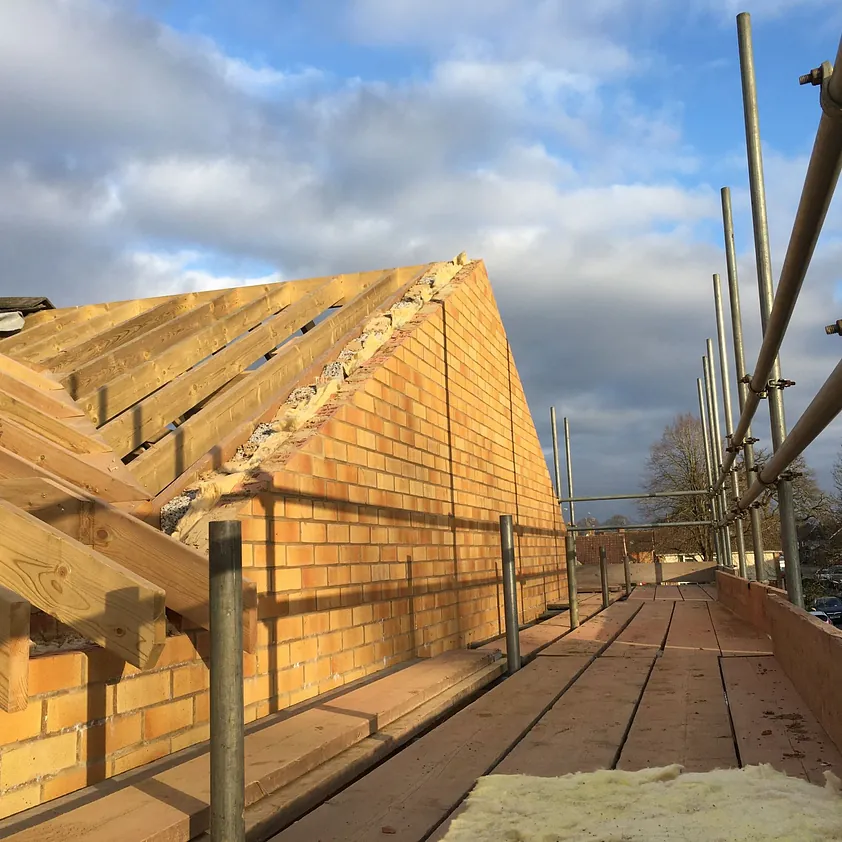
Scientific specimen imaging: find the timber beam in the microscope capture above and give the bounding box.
[0,584,29,712]
[0,478,257,653]
[0,498,166,668]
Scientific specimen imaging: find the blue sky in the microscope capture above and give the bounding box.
[0,1,840,521]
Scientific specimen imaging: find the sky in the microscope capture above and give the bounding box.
[1,0,841,521]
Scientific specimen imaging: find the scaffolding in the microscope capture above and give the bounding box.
[555,15,842,611]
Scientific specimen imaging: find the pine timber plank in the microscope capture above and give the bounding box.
[0,477,89,539]
[0,369,83,418]
[132,265,429,513]
[0,478,257,653]
[42,291,220,374]
[602,600,673,657]
[678,583,713,600]
[538,599,641,657]
[0,300,159,358]
[707,600,773,656]
[235,661,505,842]
[616,650,738,772]
[0,353,63,391]
[275,655,597,842]
[71,283,280,416]
[130,264,434,495]
[0,390,109,454]
[477,594,613,658]
[0,445,88,490]
[721,656,842,783]
[100,276,348,457]
[16,299,163,364]
[700,583,718,600]
[18,307,63,328]
[665,601,720,653]
[0,499,166,668]
[1,650,495,842]
[628,584,656,600]
[0,418,150,503]
[68,275,363,416]
[655,584,683,600]
[494,654,656,777]
[0,584,29,712]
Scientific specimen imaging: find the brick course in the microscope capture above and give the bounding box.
[0,261,565,817]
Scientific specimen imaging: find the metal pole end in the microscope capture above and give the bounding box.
[799,67,823,87]
[825,320,842,336]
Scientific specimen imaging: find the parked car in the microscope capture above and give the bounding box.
[812,596,842,625]
[810,610,833,624]
[816,565,842,586]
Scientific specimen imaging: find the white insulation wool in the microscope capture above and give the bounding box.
[442,765,842,841]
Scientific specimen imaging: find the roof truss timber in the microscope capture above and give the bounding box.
[0,260,452,669]
[0,497,167,669]
[0,264,428,498]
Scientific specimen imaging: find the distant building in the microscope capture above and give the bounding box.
[575,530,655,565]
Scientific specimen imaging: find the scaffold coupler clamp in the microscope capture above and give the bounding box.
[767,378,795,390]
[819,61,842,122]
[741,374,767,398]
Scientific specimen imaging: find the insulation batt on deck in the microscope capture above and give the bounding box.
[443,765,842,841]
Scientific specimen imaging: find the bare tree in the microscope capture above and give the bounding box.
[603,514,631,528]
[734,449,833,557]
[639,414,712,560]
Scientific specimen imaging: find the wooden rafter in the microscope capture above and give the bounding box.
[0,419,149,503]
[72,278,342,423]
[4,299,163,363]
[129,264,432,495]
[0,498,166,668]
[0,353,63,391]
[0,369,81,418]
[99,275,350,457]
[62,287,265,401]
[0,291,218,355]
[42,290,221,374]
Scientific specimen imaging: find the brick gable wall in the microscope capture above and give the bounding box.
[0,261,565,817]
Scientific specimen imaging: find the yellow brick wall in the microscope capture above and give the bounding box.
[0,261,564,817]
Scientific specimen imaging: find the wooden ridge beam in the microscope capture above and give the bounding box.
[43,291,220,375]
[0,418,150,503]
[0,478,257,653]
[20,307,63,328]
[130,264,432,496]
[0,498,166,668]
[0,584,29,713]
[100,276,348,457]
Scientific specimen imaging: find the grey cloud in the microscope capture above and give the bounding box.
[0,0,839,518]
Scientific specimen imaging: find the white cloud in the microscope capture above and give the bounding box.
[0,0,839,507]
[125,250,278,296]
